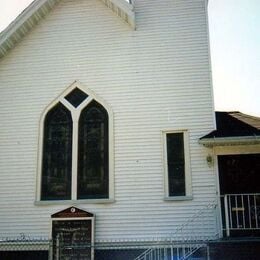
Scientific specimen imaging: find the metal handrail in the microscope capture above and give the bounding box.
[134,200,219,260]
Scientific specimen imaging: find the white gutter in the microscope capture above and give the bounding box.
[199,135,260,147]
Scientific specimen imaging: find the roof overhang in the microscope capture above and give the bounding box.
[0,0,135,59]
[101,0,135,29]
[199,136,260,148]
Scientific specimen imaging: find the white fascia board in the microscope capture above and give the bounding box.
[0,0,135,58]
[100,0,135,29]
[110,0,134,11]
[0,0,60,58]
[199,136,260,147]
[0,0,58,44]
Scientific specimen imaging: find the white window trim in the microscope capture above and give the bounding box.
[162,130,192,200]
[36,81,114,203]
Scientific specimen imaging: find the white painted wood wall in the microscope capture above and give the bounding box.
[0,0,217,242]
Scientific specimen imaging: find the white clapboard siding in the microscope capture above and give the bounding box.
[0,0,216,241]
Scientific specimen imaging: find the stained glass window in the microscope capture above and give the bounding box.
[65,88,88,108]
[77,101,109,199]
[41,103,72,200]
[40,86,111,201]
[166,133,186,196]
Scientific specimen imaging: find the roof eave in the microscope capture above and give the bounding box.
[199,136,260,148]
[0,0,61,59]
[0,0,135,59]
[100,0,136,29]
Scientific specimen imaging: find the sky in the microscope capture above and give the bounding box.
[0,0,259,116]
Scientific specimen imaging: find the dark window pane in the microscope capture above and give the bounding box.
[167,133,185,196]
[41,103,72,200]
[65,88,88,108]
[78,100,109,199]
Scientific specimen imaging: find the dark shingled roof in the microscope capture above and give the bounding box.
[201,111,260,139]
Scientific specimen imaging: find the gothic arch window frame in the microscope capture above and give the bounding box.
[36,81,114,203]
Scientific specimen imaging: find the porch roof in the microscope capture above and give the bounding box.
[199,112,260,147]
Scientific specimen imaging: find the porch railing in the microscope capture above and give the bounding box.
[223,193,260,236]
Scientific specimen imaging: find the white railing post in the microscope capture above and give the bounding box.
[207,244,210,260]
[224,195,230,237]
[49,240,53,260]
[56,235,59,260]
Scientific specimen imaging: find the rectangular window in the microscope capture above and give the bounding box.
[164,131,192,199]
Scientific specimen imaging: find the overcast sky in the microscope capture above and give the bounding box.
[0,0,259,116]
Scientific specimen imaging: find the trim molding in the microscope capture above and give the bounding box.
[162,130,192,199]
[199,136,260,147]
[36,80,115,203]
[0,0,135,59]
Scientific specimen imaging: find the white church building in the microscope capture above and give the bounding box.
[0,0,259,259]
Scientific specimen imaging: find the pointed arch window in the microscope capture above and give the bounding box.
[39,84,113,202]
[42,103,72,200]
[78,101,109,199]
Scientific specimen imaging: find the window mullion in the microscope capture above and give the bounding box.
[71,111,80,200]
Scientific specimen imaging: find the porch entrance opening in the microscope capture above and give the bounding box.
[218,154,260,237]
